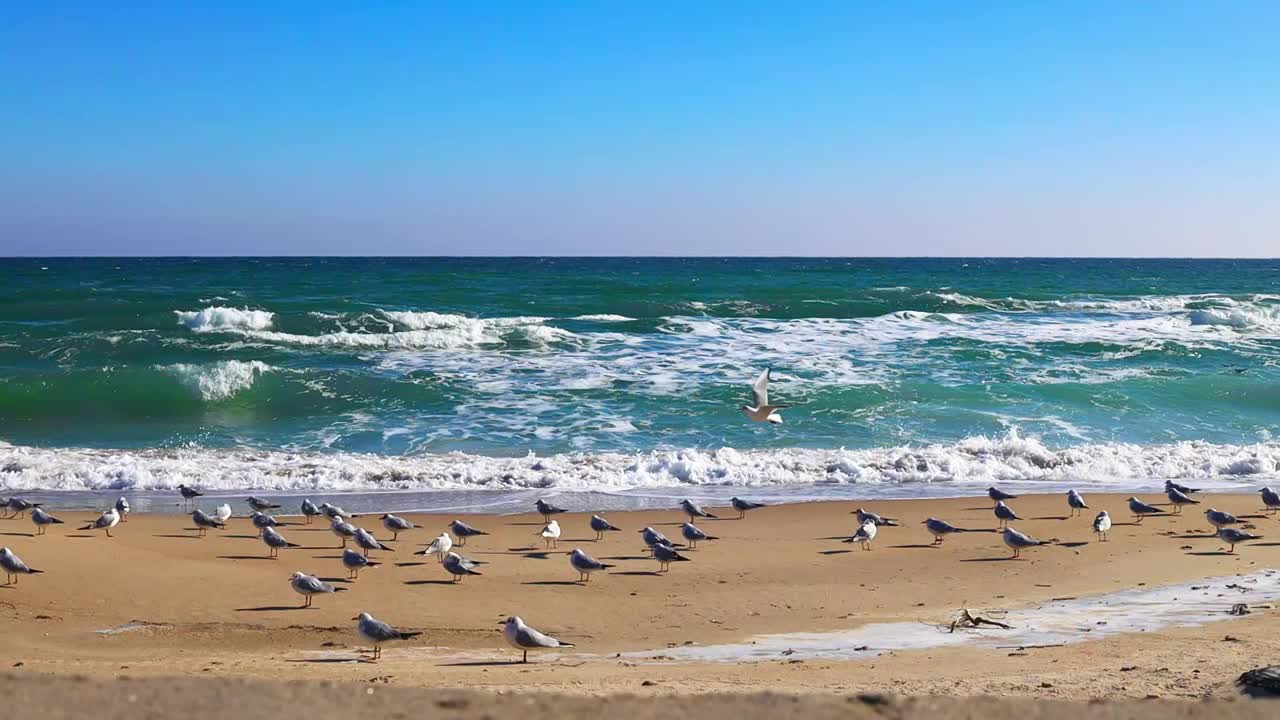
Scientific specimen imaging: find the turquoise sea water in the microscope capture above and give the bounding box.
[2,257,1279,510]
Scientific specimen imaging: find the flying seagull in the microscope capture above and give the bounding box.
[741,368,787,424]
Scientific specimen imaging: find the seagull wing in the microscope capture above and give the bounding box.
[750,368,771,407]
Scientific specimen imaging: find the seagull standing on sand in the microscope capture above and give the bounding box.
[342,548,378,579]
[246,496,281,512]
[854,508,899,527]
[539,520,562,549]
[680,499,717,522]
[844,520,878,550]
[447,519,486,546]
[290,571,344,607]
[535,498,566,521]
[442,552,483,582]
[5,498,41,519]
[653,542,691,571]
[639,526,673,552]
[320,502,354,520]
[419,532,453,562]
[1217,527,1262,553]
[1,547,41,585]
[501,616,574,663]
[1166,480,1202,495]
[379,514,416,541]
[1066,489,1088,517]
[741,368,787,424]
[114,497,130,522]
[213,503,233,524]
[680,522,717,549]
[354,527,393,556]
[190,509,224,537]
[301,498,321,524]
[729,497,765,519]
[177,484,203,507]
[355,612,421,661]
[1127,497,1164,523]
[330,517,357,547]
[1166,486,1199,514]
[261,526,299,558]
[1204,508,1239,532]
[80,507,121,537]
[988,487,1017,505]
[569,548,613,582]
[1093,511,1112,542]
[30,507,64,535]
[993,500,1021,529]
[251,511,280,536]
[1260,487,1280,513]
[923,517,966,545]
[1003,527,1043,559]
[589,514,621,541]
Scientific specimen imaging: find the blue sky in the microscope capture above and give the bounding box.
[2,3,1277,256]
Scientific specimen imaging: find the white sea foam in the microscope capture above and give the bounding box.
[1,432,1276,493]
[175,307,275,332]
[572,314,635,322]
[158,360,273,401]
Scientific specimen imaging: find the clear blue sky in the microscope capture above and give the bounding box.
[2,2,1277,256]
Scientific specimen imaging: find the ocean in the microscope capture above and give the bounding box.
[2,257,1279,513]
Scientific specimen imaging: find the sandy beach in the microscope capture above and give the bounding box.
[1,492,1277,700]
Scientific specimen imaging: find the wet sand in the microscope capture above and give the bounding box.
[1,492,1277,699]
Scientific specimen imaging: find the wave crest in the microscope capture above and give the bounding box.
[175,307,275,332]
[158,360,273,401]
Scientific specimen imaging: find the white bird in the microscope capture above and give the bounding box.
[1002,527,1042,559]
[1260,487,1280,513]
[0,547,42,585]
[740,368,787,424]
[539,520,562,548]
[30,507,64,535]
[261,526,299,558]
[355,612,421,661]
[330,517,357,547]
[568,548,613,582]
[342,548,378,579]
[1204,508,1239,531]
[381,513,416,541]
[289,571,344,608]
[589,514,621,541]
[501,615,574,663]
[1166,486,1199,513]
[301,498,321,524]
[853,508,899,526]
[1217,527,1262,553]
[1127,497,1164,523]
[419,532,453,562]
[680,522,717,549]
[653,542,691,572]
[114,497,130,522]
[1093,511,1112,542]
[190,508,224,537]
[729,497,765,519]
[993,500,1020,528]
[213,503,233,524]
[844,519,878,550]
[442,552,483,582]
[922,517,966,545]
[680,499,717,521]
[1066,489,1088,516]
[447,519,486,546]
[80,507,121,537]
[354,527,392,556]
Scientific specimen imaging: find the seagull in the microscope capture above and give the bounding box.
[0,547,42,585]
[988,487,1017,505]
[320,502,354,520]
[853,508,899,527]
[246,496,281,512]
[447,519,486,546]
[442,552,483,582]
[213,503,233,525]
[330,517,357,547]
[589,514,621,541]
[190,509,224,537]
[844,520,878,550]
[993,500,1021,528]
[290,571,344,608]
[729,497,765,519]
[639,526,674,553]
[1127,497,1164,523]
[1166,479,1202,495]
[5,498,41,519]
[251,511,281,536]
[569,548,613,582]
[539,520,562,549]
[301,498,321,524]
[114,497,130,522]
[355,612,421,661]
[261,526,299,558]
[1260,487,1280,513]
[535,498,567,521]
[1093,511,1112,542]
[740,368,787,424]
[1003,527,1043,559]
[1204,508,1240,532]
[922,517,967,545]
[354,527,393,556]
[378,514,416,541]
[501,615,574,663]
[177,484,203,507]
[419,532,453,562]
[653,542,691,572]
[30,507,64,535]
[1166,486,1199,513]
[1217,527,1261,553]
[80,507,121,537]
[1066,489,1088,516]
[680,522,717,549]
[680,499,717,521]
[342,548,378,579]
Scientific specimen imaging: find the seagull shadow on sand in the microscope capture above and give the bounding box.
[404,579,456,586]
[613,570,662,576]
[236,605,309,612]
[523,552,554,560]
[505,522,548,527]
[961,556,1024,562]
[439,660,526,667]
[818,550,853,555]
[395,561,428,567]
[522,580,582,586]
[1058,541,1090,548]
[887,544,940,549]
[1186,550,1236,556]
[286,658,359,664]
[0,532,34,537]
[1033,516,1069,521]
[600,555,653,561]
[217,555,276,561]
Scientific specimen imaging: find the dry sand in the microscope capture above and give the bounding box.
[1,492,1277,701]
